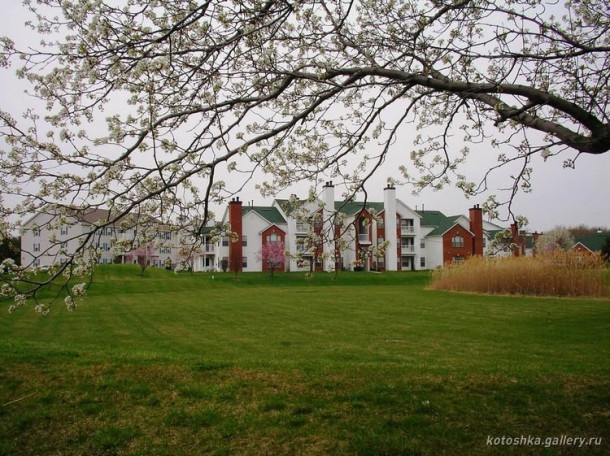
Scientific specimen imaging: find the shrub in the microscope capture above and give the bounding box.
[430,252,609,298]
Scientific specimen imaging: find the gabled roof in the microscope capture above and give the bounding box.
[416,210,469,237]
[276,198,387,217]
[416,210,448,227]
[258,223,287,236]
[335,201,385,216]
[573,232,608,252]
[22,206,146,228]
[243,206,287,225]
[274,198,302,216]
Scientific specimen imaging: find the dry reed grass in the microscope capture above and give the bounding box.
[430,251,610,298]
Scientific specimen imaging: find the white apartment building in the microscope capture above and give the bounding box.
[20,208,178,269]
[192,183,507,273]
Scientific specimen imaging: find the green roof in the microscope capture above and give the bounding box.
[574,232,609,252]
[200,226,215,235]
[416,210,466,236]
[335,201,385,215]
[274,198,302,216]
[416,210,448,228]
[243,206,286,225]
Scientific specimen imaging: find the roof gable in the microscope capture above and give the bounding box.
[243,206,287,225]
[573,232,608,252]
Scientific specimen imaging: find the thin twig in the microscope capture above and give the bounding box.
[2,392,36,407]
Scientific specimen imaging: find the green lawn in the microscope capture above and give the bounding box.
[1,266,608,455]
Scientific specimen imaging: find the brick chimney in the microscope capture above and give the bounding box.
[229,197,243,273]
[510,222,523,256]
[469,204,483,256]
[532,231,540,257]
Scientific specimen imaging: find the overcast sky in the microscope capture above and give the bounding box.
[1,2,608,233]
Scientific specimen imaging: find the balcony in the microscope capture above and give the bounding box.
[401,245,415,254]
[203,244,215,253]
[401,226,415,235]
[295,222,310,233]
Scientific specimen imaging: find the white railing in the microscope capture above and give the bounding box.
[401,245,415,253]
[401,226,415,235]
[296,222,310,232]
[358,233,371,243]
[204,244,215,253]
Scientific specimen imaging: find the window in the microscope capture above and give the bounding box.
[242,256,248,268]
[61,226,69,235]
[451,234,464,248]
[296,221,310,232]
[33,229,40,237]
[222,236,229,247]
[242,235,247,247]
[267,233,280,244]
[296,239,307,252]
[420,238,426,249]
[33,243,40,252]
[102,242,110,251]
[377,236,384,244]
[157,231,172,240]
[452,255,464,264]
[420,257,426,268]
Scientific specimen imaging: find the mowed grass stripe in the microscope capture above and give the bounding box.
[0,265,608,455]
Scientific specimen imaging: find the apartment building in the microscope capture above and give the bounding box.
[20,207,177,269]
[21,185,516,272]
[193,183,507,273]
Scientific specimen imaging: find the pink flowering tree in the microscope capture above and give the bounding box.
[126,244,156,276]
[258,241,286,278]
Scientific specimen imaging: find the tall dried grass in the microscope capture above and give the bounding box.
[430,252,610,298]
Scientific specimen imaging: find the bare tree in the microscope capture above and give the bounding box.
[0,0,608,309]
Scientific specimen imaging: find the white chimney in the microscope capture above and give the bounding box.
[384,184,398,271]
[322,181,335,271]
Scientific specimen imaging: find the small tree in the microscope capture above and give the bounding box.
[258,242,285,278]
[126,244,155,276]
[536,228,575,254]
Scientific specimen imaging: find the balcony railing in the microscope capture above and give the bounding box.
[203,244,215,253]
[296,222,310,232]
[401,226,415,235]
[401,245,415,254]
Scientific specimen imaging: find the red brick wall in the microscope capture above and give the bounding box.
[443,225,474,264]
[261,226,286,271]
